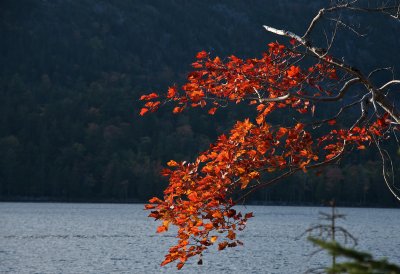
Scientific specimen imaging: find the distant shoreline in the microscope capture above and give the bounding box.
[1,196,398,208]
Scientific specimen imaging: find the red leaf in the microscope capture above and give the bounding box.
[325,153,336,160]
[157,225,167,233]
[167,87,177,98]
[148,197,161,203]
[218,242,228,250]
[287,66,300,78]
[144,204,155,209]
[256,104,265,112]
[139,108,149,116]
[276,127,288,139]
[327,119,336,125]
[177,262,184,270]
[173,106,184,114]
[227,230,236,240]
[256,114,264,125]
[208,107,217,115]
[140,93,159,100]
[196,51,208,59]
[188,192,198,202]
[192,62,203,68]
[160,168,172,177]
[210,236,218,243]
[167,160,179,167]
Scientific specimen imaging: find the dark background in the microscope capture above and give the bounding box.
[0,0,399,206]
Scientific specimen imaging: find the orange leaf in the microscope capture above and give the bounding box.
[208,107,217,115]
[139,92,159,100]
[161,258,172,266]
[227,230,236,240]
[198,155,208,162]
[157,225,167,233]
[163,220,170,229]
[189,90,205,102]
[173,106,184,114]
[212,211,223,219]
[240,177,250,189]
[144,204,155,209]
[299,149,309,157]
[256,104,265,112]
[287,65,300,78]
[249,100,257,105]
[160,168,172,177]
[167,160,179,167]
[177,262,184,270]
[325,153,336,160]
[139,108,149,116]
[167,87,177,98]
[148,197,162,203]
[188,192,198,202]
[192,62,203,69]
[276,127,288,139]
[256,114,264,125]
[213,56,221,64]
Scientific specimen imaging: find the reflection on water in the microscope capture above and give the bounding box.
[0,203,399,273]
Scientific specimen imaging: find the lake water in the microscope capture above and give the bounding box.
[0,203,399,273]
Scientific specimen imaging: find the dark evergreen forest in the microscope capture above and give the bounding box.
[1,0,399,206]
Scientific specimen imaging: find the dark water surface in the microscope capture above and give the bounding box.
[1,203,399,273]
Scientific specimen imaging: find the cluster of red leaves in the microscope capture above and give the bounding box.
[145,119,318,269]
[141,43,392,269]
[319,114,392,160]
[145,117,389,269]
[140,42,338,118]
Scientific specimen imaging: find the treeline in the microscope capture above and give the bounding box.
[0,0,399,206]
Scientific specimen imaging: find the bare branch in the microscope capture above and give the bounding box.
[235,144,346,204]
[253,87,290,102]
[312,98,364,127]
[260,93,290,102]
[303,7,327,39]
[293,78,361,102]
[303,1,400,40]
[327,17,367,37]
[373,135,400,201]
[378,80,400,91]
[350,94,370,129]
[368,67,393,79]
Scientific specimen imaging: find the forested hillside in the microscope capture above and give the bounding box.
[1,0,399,205]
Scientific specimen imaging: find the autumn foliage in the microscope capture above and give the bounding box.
[140,42,391,269]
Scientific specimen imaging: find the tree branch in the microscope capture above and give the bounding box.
[378,80,400,91]
[293,78,361,102]
[303,1,400,40]
[235,146,345,204]
[262,25,400,124]
[373,135,400,202]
